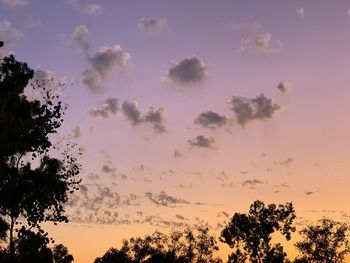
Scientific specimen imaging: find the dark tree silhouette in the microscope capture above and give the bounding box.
[221,200,296,263]
[52,244,74,263]
[295,218,350,263]
[0,52,81,258]
[95,225,222,263]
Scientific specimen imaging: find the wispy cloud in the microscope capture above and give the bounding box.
[188,135,216,149]
[0,19,23,57]
[138,17,168,36]
[67,0,104,16]
[296,7,305,17]
[240,32,282,54]
[88,97,119,118]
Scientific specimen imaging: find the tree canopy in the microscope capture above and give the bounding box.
[295,218,350,263]
[0,52,81,258]
[221,200,296,263]
[95,225,222,263]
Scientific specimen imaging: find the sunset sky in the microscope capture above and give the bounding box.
[2,0,350,262]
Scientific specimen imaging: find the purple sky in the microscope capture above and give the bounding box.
[2,0,350,262]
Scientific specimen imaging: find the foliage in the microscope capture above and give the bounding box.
[221,200,296,263]
[52,244,74,263]
[0,54,81,255]
[295,218,350,263]
[95,225,222,263]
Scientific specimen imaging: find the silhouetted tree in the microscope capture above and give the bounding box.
[15,228,53,263]
[52,244,74,263]
[221,200,296,263]
[95,225,222,263]
[295,218,350,263]
[0,52,81,258]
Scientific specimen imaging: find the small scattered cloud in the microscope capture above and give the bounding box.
[347,10,350,16]
[72,125,83,138]
[277,81,292,93]
[143,107,167,132]
[296,7,305,17]
[229,94,281,126]
[101,164,116,173]
[122,101,167,132]
[83,3,104,16]
[122,100,142,125]
[278,157,294,167]
[241,179,265,189]
[145,191,190,207]
[305,191,314,196]
[166,56,208,85]
[194,111,228,129]
[173,149,182,158]
[0,19,23,57]
[138,17,168,36]
[240,32,282,54]
[83,44,130,91]
[88,97,119,119]
[188,135,216,149]
[71,24,90,55]
[67,0,104,16]
[1,0,28,7]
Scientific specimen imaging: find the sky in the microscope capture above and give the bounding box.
[2,0,350,262]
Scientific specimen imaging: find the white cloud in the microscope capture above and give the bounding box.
[138,17,168,36]
[83,45,130,91]
[83,3,104,16]
[67,0,104,16]
[240,32,282,54]
[0,19,23,57]
[71,24,90,54]
[296,7,305,17]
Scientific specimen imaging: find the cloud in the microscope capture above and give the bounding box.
[173,149,182,158]
[138,17,168,36]
[122,100,142,125]
[83,44,130,90]
[229,94,281,126]
[1,0,28,7]
[72,125,83,138]
[277,81,292,93]
[143,107,167,132]
[71,24,90,54]
[278,157,294,167]
[241,179,265,189]
[240,32,282,54]
[166,57,208,85]
[0,19,23,58]
[83,3,104,16]
[67,0,104,16]
[194,111,227,129]
[122,101,167,132]
[188,135,216,149]
[145,191,190,207]
[101,165,116,173]
[88,97,119,119]
[296,7,305,17]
